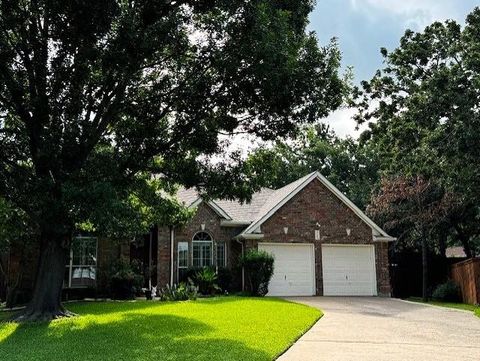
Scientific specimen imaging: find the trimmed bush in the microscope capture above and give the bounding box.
[240,249,274,296]
[432,280,461,302]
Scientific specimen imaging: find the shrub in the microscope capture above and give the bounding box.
[432,280,461,302]
[159,281,198,301]
[108,259,144,300]
[195,267,221,295]
[182,267,202,283]
[239,249,274,296]
[217,267,232,292]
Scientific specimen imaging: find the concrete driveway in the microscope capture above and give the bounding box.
[279,297,480,361]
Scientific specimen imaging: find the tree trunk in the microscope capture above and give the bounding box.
[14,234,73,322]
[438,232,447,259]
[422,237,428,302]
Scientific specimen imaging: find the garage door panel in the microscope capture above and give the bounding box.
[259,243,315,297]
[322,245,377,296]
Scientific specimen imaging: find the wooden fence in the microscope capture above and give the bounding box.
[451,258,480,305]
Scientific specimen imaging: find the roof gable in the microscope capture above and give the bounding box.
[239,171,395,241]
[175,171,395,241]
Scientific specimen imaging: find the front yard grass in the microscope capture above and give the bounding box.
[408,297,480,318]
[0,297,321,361]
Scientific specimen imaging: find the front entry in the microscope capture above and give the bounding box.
[259,243,316,296]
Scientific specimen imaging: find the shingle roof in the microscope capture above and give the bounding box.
[176,186,276,223]
[176,171,395,241]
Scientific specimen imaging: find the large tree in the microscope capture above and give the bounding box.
[367,176,449,301]
[246,123,379,209]
[0,1,344,320]
[354,7,480,257]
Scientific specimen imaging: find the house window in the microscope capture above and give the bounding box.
[192,231,213,268]
[216,242,226,268]
[65,236,97,288]
[178,241,188,281]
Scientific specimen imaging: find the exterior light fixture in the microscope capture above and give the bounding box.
[283,227,288,235]
[346,228,351,236]
[201,223,206,231]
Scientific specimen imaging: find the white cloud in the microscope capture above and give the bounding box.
[350,0,464,28]
[322,107,369,139]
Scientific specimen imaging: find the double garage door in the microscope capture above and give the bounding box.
[259,243,377,296]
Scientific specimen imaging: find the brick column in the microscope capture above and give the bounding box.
[375,242,391,296]
[157,227,171,287]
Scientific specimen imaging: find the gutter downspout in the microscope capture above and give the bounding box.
[170,226,175,286]
[235,238,245,291]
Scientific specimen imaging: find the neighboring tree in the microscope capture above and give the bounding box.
[0,1,344,320]
[367,176,449,301]
[246,123,379,209]
[0,197,38,307]
[354,7,480,256]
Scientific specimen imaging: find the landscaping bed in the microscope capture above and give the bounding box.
[0,297,321,361]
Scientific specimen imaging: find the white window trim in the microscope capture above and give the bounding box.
[65,236,98,289]
[177,241,189,277]
[215,241,227,269]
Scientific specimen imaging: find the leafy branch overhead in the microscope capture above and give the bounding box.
[0,0,345,320]
[354,7,480,257]
[0,0,345,238]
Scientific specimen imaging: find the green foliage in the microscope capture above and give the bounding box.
[0,0,345,240]
[194,267,221,295]
[159,282,198,301]
[240,250,275,296]
[217,267,233,293]
[246,124,379,209]
[354,8,480,256]
[432,280,461,302]
[0,0,344,312]
[182,267,232,294]
[0,298,321,361]
[0,198,36,253]
[107,259,144,300]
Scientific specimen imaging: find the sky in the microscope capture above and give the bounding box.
[309,0,479,138]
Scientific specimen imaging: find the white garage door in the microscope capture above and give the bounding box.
[322,245,377,296]
[259,243,315,296]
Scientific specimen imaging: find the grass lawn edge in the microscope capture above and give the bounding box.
[272,301,323,360]
[1,296,323,361]
[405,297,480,318]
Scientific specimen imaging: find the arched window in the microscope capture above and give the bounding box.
[193,231,212,242]
[192,231,213,267]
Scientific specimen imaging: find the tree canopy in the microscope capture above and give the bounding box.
[246,123,379,209]
[0,0,345,320]
[354,7,480,257]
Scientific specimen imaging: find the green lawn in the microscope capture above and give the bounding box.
[408,297,480,318]
[0,297,321,361]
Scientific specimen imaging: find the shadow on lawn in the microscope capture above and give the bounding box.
[64,296,293,316]
[0,310,271,361]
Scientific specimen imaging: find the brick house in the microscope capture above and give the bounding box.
[0,171,394,303]
[157,171,394,296]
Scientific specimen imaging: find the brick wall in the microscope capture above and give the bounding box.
[157,203,244,287]
[156,179,391,295]
[258,179,391,296]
